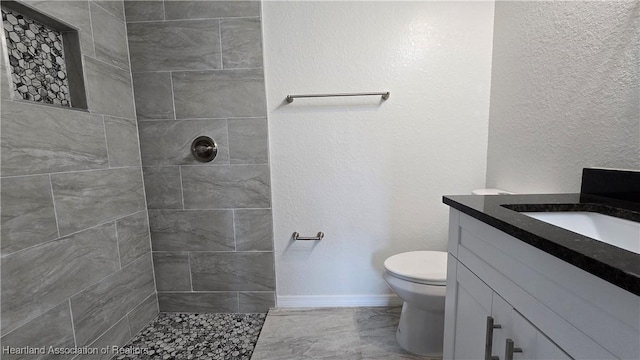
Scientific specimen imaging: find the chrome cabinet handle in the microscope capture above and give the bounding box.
[485,316,502,360]
[505,339,523,360]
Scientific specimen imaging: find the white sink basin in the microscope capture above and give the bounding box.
[522,211,640,255]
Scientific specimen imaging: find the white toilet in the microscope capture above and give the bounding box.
[383,251,447,357]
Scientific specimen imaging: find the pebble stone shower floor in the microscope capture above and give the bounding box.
[114,313,266,360]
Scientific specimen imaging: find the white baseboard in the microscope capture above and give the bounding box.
[276,294,402,308]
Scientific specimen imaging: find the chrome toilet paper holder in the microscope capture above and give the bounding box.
[292,232,324,241]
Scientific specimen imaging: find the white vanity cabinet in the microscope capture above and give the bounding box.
[451,257,570,360]
[443,209,640,360]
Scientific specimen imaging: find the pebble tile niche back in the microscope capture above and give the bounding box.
[1,1,87,109]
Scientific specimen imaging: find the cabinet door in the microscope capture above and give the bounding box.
[534,332,572,360]
[506,309,573,360]
[452,263,494,360]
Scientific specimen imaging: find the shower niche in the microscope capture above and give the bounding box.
[1,0,87,109]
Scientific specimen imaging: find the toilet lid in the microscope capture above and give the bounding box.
[384,251,447,285]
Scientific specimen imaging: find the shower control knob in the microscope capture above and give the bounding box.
[191,136,217,162]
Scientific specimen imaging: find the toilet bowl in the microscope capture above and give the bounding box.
[383,251,447,357]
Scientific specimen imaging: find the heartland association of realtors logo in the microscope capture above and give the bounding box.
[2,345,149,356]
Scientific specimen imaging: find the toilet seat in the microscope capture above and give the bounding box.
[384,251,447,286]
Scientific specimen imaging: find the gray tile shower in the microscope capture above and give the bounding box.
[125,0,275,313]
[1,0,157,355]
[127,20,222,72]
[2,0,273,355]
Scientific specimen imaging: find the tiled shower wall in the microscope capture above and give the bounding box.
[125,0,275,312]
[0,0,157,354]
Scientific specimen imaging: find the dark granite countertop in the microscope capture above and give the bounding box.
[442,193,640,296]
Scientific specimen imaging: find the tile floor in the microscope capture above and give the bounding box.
[117,307,433,360]
[251,307,433,360]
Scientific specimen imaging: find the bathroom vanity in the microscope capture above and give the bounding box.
[442,175,640,360]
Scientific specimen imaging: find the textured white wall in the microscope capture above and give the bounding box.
[262,1,495,300]
[486,1,640,194]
